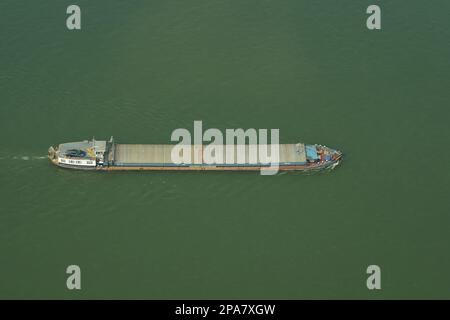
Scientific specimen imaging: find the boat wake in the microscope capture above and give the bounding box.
[3,155,48,161]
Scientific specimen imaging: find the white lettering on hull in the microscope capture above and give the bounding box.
[58,157,96,166]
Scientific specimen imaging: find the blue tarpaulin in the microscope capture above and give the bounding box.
[306,145,320,160]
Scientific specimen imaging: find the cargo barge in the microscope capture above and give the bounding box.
[48,137,342,172]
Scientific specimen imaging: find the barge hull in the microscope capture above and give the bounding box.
[49,139,342,172]
[102,163,339,171]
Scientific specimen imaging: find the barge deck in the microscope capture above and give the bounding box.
[48,137,342,172]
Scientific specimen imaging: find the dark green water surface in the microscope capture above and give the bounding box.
[1,1,449,298]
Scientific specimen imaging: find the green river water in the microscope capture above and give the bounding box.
[1,0,449,298]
